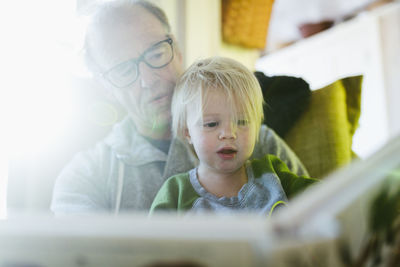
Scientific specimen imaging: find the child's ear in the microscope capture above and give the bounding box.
[184,128,192,144]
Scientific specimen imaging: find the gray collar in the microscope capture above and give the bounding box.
[104,117,167,165]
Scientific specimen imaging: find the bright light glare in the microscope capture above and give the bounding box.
[2,1,90,214]
[5,1,89,158]
[0,155,6,219]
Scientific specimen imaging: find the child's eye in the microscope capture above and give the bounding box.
[237,119,249,126]
[203,122,219,128]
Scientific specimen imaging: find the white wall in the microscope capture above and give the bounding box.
[158,0,261,70]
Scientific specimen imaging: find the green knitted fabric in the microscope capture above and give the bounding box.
[150,155,319,214]
[251,155,318,199]
[284,75,363,179]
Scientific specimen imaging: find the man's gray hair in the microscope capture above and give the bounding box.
[83,0,171,74]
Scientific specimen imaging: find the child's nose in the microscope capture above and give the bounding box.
[218,122,237,140]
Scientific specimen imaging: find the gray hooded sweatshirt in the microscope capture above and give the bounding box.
[51,117,308,215]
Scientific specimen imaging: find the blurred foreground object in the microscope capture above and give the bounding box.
[1,134,400,266]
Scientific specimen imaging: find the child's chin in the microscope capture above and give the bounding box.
[217,164,244,174]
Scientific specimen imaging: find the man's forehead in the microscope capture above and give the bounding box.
[90,6,168,68]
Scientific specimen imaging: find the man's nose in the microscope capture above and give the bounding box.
[138,61,157,88]
[218,122,237,140]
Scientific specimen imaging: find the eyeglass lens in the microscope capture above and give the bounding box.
[105,39,173,88]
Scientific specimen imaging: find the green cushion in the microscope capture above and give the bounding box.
[284,75,362,179]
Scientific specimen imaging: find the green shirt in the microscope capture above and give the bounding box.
[150,154,318,215]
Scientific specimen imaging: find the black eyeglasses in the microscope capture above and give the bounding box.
[103,38,174,88]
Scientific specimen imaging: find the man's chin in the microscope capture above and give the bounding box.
[154,116,171,130]
[156,109,171,122]
[149,112,172,132]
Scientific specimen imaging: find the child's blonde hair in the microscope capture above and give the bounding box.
[172,57,264,143]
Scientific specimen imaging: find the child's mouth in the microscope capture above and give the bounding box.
[217,148,237,159]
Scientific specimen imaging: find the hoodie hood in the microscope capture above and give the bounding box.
[104,117,167,166]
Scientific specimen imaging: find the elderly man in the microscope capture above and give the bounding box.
[51,0,308,215]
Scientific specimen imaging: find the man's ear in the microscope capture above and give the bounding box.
[177,49,183,65]
[184,128,192,144]
[171,35,183,65]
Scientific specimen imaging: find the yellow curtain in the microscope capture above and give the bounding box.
[222,0,275,49]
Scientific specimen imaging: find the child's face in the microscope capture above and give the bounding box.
[185,89,257,176]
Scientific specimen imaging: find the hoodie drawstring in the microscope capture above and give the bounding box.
[115,160,125,214]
